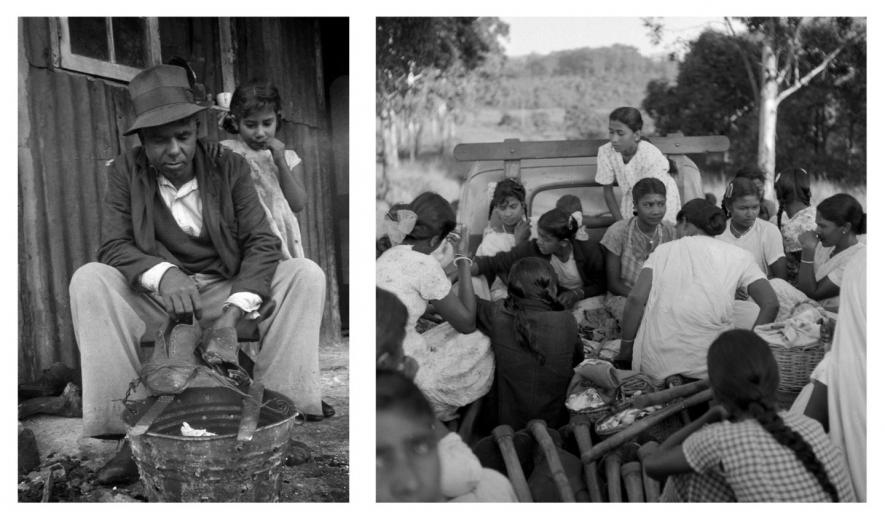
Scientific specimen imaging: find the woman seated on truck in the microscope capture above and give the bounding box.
[474,257,583,432]
[470,208,606,310]
[599,177,677,321]
[596,106,681,225]
[614,199,779,381]
[736,193,866,320]
[377,192,493,422]
[643,329,855,502]
[472,179,531,301]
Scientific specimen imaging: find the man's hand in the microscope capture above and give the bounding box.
[158,268,202,319]
[212,304,244,330]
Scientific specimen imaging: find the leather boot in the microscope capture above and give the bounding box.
[95,439,139,486]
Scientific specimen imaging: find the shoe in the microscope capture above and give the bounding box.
[304,401,335,422]
[95,440,139,486]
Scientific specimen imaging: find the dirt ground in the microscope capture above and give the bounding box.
[18,339,349,503]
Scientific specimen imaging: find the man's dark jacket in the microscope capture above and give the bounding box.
[98,139,282,299]
[474,238,606,298]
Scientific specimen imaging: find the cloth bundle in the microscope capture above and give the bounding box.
[755,304,827,349]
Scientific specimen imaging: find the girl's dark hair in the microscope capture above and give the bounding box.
[707,330,840,502]
[555,194,582,215]
[504,257,563,365]
[378,193,456,256]
[677,199,727,236]
[377,287,408,361]
[609,106,643,132]
[537,208,579,241]
[488,179,526,219]
[774,168,813,228]
[817,193,866,235]
[377,369,435,423]
[632,177,667,204]
[222,79,284,134]
[721,177,761,218]
[733,165,767,184]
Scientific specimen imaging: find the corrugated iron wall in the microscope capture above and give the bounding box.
[19,18,343,383]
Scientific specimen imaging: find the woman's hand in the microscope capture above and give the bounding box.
[556,289,582,309]
[451,224,468,257]
[514,219,531,244]
[798,230,820,252]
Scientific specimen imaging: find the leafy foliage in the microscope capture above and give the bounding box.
[642,20,866,184]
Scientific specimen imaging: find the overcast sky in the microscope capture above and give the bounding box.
[500,17,734,57]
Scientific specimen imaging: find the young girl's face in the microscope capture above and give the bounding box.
[729,195,760,230]
[635,193,666,226]
[237,107,279,151]
[376,409,441,502]
[495,196,524,227]
[536,228,566,256]
[608,120,640,155]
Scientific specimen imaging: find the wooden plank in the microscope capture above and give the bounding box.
[454,136,730,162]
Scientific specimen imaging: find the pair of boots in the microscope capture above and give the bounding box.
[141,317,248,396]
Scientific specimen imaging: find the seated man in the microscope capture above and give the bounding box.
[69,64,329,484]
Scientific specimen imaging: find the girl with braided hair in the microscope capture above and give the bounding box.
[644,329,855,502]
[474,257,583,432]
[773,168,815,283]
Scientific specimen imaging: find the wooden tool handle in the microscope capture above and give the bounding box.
[528,419,576,502]
[492,425,533,502]
[604,452,623,502]
[638,441,662,503]
[621,461,645,502]
[570,416,604,502]
[582,388,714,464]
[629,379,710,409]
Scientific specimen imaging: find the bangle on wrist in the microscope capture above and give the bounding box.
[800,258,814,264]
[454,255,473,266]
[621,338,635,343]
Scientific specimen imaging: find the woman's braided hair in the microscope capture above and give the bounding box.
[774,168,812,228]
[708,329,840,502]
[503,257,563,365]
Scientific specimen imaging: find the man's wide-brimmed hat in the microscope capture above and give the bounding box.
[124,64,207,136]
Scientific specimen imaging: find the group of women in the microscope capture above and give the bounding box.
[375,106,866,502]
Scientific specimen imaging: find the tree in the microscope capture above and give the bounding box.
[726,17,865,194]
[643,18,865,188]
[376,18,507,176]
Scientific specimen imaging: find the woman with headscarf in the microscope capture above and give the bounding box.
[614,199,779,381]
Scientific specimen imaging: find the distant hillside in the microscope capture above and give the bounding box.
[477,44,678,112]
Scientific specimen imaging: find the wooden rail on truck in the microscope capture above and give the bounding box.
[453,135,730,178]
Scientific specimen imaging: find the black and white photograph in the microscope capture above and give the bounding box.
[18,16,349,502]
[375,16,866,503]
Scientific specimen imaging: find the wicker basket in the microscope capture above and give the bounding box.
[769,341,825,392]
